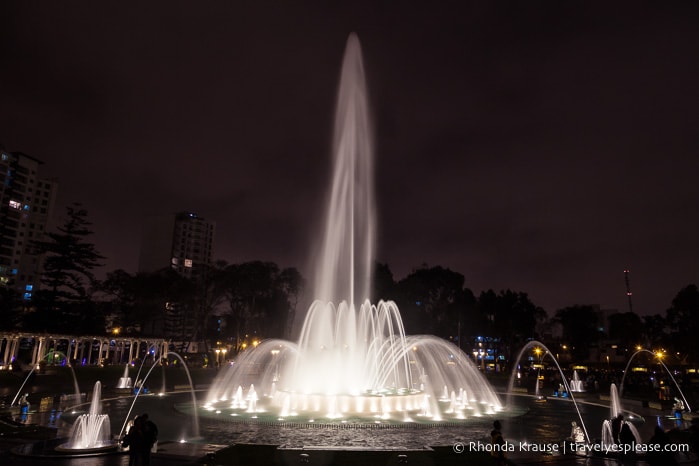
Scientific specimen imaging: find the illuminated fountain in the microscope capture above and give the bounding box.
[601,384,641,447]
[56,381,117,453]
[570,370,584,392]
[205,33,502,422]
[117,363,132,389]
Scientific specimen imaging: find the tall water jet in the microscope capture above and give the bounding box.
[601,383,641,448]
[314,32,375,307]
[570,370,584,392]
[57,381,116,453]
[117,363,132,389]
[206,33,501,422]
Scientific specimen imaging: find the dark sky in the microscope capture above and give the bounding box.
[2,1,698,316]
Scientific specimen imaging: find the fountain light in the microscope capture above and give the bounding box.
[202,33,502,424]
[56,381,116,453]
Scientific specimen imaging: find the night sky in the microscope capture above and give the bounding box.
[2,2,698,316]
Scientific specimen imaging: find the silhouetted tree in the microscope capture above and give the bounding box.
[665,284,699,361]
[221,261,304,350]
[555,305,603,360]
[372,262,397,302]
[98,268,137,330]
[477,289,545,363]
[278,266,304,338]
[608,311,643,349]
[642,313,669,349]
[28,203,104,332]
[0,287,22,331]
[395,265,465,336]
[189,260,229,352]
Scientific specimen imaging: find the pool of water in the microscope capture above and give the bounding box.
[47,391,687,450]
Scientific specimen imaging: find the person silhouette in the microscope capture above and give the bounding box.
[139,413,158,466]
[123,416,144,466]
[490,420,508,465]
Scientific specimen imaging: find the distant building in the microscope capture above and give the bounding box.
[138,211,215,279]
[0,149,58,300]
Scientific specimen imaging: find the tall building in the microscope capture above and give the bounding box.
[138,211,215,279]
[0,149,58,300]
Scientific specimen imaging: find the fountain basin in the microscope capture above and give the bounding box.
[54,441,120,455]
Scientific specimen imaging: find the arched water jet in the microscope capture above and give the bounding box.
[507,341,590,443]
[118,358,160,439]
[12,351,80,407]
[167,351,200,438]
[619,349,691,412]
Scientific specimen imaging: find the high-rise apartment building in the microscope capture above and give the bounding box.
[138,211,215,279]
[0,150,58,300]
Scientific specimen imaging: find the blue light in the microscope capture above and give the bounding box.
[23,292,32,300]
[25,284,33,291]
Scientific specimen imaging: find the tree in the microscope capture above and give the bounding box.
[98,268,137,330]
[665,284,699,362]
[554,305,603,360]
[372,262,397,302]
[395,265,466,336]
[221,261,304,351]
[189,260,229,352]
[477,289,545,363]
[0,287,23,331]
[608,311,643,349]
[278,266,304,338]
[642,314,669,350]
[28,203,105,332]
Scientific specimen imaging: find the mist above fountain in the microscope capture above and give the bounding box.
[206,33,502,422]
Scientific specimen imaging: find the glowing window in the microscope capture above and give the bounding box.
[184,259,193,268]
[9,200,21,210]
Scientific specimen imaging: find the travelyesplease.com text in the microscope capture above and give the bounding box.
[453,441,690,456]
